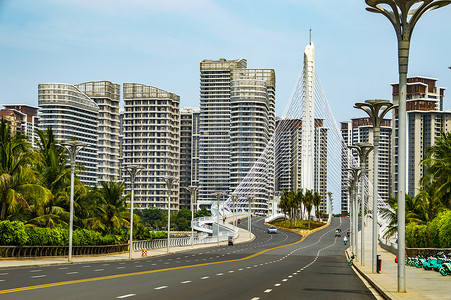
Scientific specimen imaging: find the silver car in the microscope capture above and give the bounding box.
[267,226,278,234]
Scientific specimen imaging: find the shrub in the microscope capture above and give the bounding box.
[0,220,29,245]
[438,210,451,248]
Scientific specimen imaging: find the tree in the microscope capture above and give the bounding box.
[0,119,51,220]
[313,191,321,222]
[303,189,314,229]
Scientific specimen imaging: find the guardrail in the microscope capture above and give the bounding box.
[133,232,234,251]
[0,244,129,258]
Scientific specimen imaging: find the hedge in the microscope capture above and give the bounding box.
[406,210,451,248]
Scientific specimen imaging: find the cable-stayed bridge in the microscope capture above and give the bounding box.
[194,41,390,235]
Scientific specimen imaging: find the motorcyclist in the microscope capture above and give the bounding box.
[343,236,348,245]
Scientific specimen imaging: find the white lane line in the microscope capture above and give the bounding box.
[82,266,91,268]
[117,267,125,269]
[288,275,292,278]
[66,272,78,275]
[116,294,136,298]
[58,267,69,270]
[135,265,143,267]
[31,275,47,278]
[0,280,4,282]
[181,281,192,284]
[201,276,210,279]
[251,297,260,300]
[282,279,288,282]
[151,264,157,266]
[154,286,168,290]
[238,268,243,271]
[216,273,224,276]
[30,270,42,273]
[274,283,281,287]
[264,289,272,293]
[94,269,104,271]
[228,271,234,273]
[0,273,8,276]
[102,264,110,266]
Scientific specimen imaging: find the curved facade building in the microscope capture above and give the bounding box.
[123,83,180,209]
[38,83,99,186]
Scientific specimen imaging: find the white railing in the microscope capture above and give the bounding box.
[265,213,285,223]
[133,232,234,251]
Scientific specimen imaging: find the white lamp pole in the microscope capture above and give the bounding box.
[185,186,198,248]
[231,194,238,236]
[162,176,178,253]
[59,141,86,263]
[247,196,253,239]
[213,192,224,246]
[124,165,144,260]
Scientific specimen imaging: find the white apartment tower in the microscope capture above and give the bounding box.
[391,76,448,197]
[180,107,200,210]
[76,81,121,184]
[123,83,180,209]
[38,83,99,186]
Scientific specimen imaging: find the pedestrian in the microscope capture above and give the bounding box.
[343,236,348,245]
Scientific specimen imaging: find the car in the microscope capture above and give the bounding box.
[268,226,278,234]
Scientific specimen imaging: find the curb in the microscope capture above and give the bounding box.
[345,249,392,300]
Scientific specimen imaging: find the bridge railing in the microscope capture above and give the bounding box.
[133,232,233,251]
[0,244,129,258]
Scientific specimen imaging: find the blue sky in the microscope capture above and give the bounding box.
[0,0,450,123]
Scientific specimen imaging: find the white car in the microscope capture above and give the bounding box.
[267,226,278,234]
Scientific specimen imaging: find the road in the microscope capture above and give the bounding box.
[0,217,375,299]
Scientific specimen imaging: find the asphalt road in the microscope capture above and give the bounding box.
[0,217,375,299]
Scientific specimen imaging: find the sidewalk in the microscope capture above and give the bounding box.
[0,226,255,270]
[348,218,451,300]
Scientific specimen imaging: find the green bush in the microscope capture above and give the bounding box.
[438,210,451,248]
[0,220,29,245]
[25,225,67,246]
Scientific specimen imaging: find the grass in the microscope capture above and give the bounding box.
[270,219,325,231]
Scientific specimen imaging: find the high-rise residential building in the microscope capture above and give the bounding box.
[198,58,247,208]
[275,118,328,213]
[76,81,121,184]
[179,107,200,210]
[38,83,99,186]
[123,83,180,209]
[1,105,40,146]
[340,117,392,213]
[391,76,448,197]
[230,69,275,212]
[198,58,276,211]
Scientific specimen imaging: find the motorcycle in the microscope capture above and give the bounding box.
[439,261,451,276]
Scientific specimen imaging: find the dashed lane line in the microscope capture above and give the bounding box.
[116,294,135,299]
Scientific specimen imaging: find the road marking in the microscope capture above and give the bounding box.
[58,267,69,270]
[274,283,281,287]
[116,294,135,299]
[0,280,4,282]
[288,275,292,278]
[154,286,167,290]
[135,265,143,267]
[228,271,234,273]
[238,268,243,271]
[0,233,309,295]
[0,273,8,276]
[282,279,288,282]
[82,266,91,268]
[151,264,157,266]
[201,276,209,279]
[31,275,46,278]
[181,281,191,284]
[30,270,42,273]
[251,297,260,300]
[102,264,110,266]
[264,289,272,293]
[66,272,78,275]
[117,267,125,269]
[216,273,223,276]
[94,269,104,272]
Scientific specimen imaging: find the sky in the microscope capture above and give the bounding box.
[0,0,450,123]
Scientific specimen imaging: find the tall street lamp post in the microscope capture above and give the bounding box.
[214,192,225,246]
[349,143,374,266]
[231,194,239,235]
[162,176,178,253]
[365,1,450,291]
[59,141,86,263]
[247,195,253,238]
[355,99,394,273]
[124,165,144,260]
[346,167,361,257]
[344,180,354,251]
[185,186,198,248]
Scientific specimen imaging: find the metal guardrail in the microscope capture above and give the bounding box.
[133,232,234,251]
[0,244,129,258]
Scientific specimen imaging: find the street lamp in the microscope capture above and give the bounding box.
[349,143,374,266]
[343,179,354,250]
[365,0,450,291]
[247,195,253,239]
[231,193,239,235]
[162,176,178,253]
[327,192,333,216]
[355,100,394,272]
[124,165,144,260]
[59,141,86,263]
[346,167,361,257]
[184,186,198,248]
[214,192,225,246]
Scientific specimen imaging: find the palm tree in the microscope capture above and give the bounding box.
[304,189,314,229]
[313,191,321,222]
[421,132,451,209]
[95,180,131,234]
[0,119,51,220]
[294,189,304,225]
